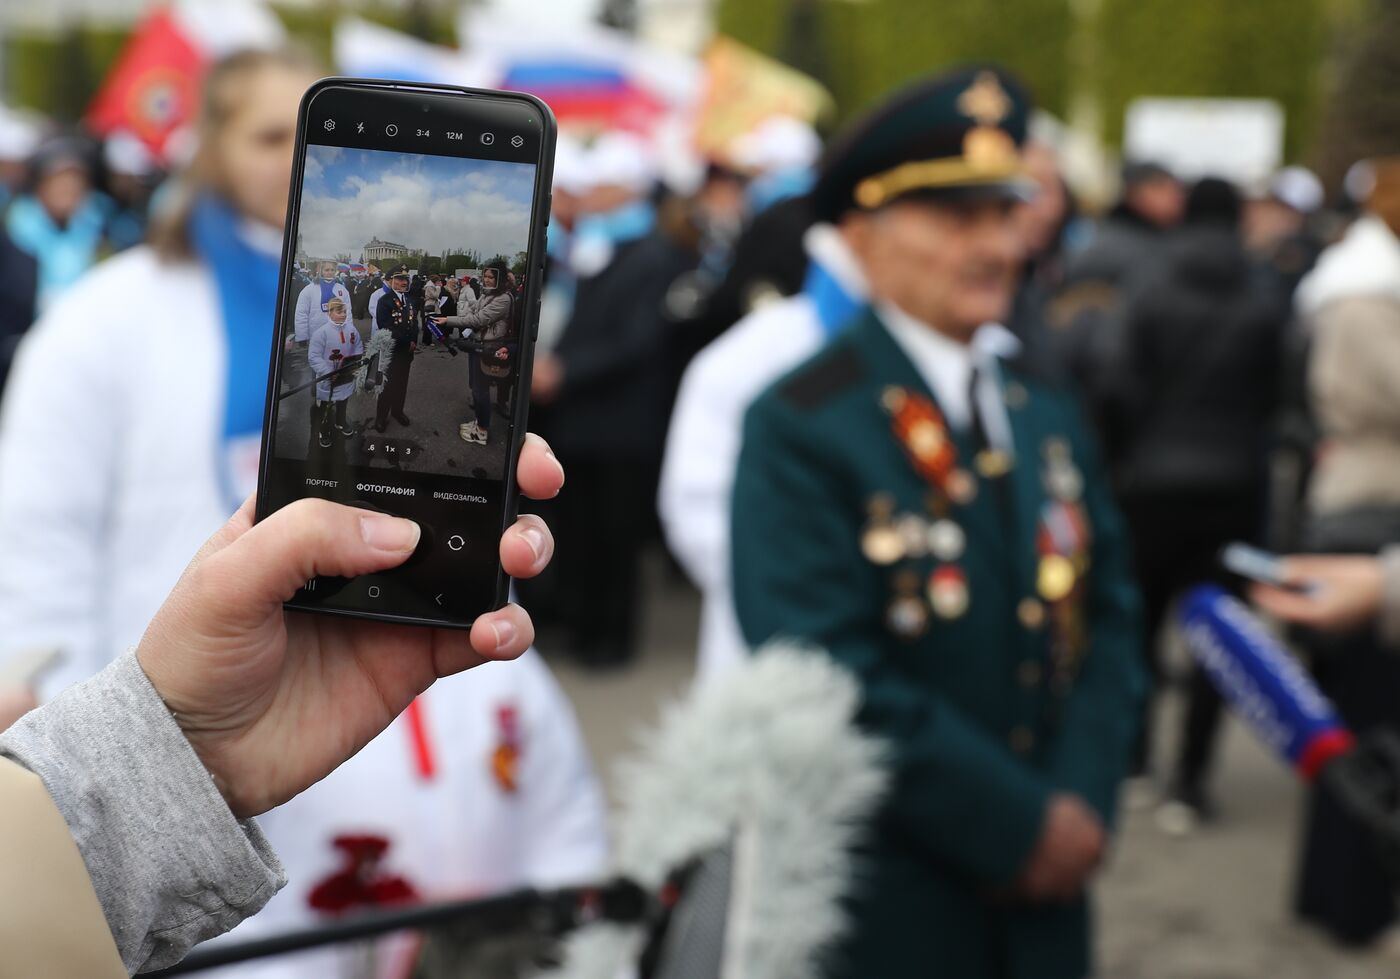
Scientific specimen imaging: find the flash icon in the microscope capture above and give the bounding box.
[356,122,365,134]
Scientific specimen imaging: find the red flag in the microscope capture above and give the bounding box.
[85,8,205,161]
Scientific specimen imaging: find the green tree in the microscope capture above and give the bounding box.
[443,249,483,272]
[1310,0,1400,187]
[715,0,1351,161]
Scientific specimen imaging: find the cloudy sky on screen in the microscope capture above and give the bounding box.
[299,145,536,259]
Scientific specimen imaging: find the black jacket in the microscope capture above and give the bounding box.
[351,275,383,318]
[549,231,700,461]
[375,289,417,356]
[0,227,38,395]
[687,193,813,355]
[1117,224,1286,496]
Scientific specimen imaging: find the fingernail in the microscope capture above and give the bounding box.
[530,432,556,459]
[361,514,420,552]
[491,618,517,650]
[531,433,562,470]
[519,524,547,563]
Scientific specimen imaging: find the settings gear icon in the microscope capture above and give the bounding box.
[323,119,336,132]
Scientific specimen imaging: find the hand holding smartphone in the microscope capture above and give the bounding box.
[255,79,556,629]
[1221,543,1317,594]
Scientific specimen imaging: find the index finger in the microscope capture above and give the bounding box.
[1249,581,1326,626]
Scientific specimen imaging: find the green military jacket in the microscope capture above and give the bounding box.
[731,309,1145,979]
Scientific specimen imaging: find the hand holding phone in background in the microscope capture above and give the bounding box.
[1247,553,1385,633]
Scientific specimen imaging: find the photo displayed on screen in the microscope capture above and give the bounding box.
[272,144,535,483]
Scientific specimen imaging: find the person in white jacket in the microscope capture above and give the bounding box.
[658,221,870,681]
[292,259,352,388]
[307,297,362,449]
[0,48,609,978]
[203,651,608,979]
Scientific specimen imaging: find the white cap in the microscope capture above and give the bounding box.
[550,131,592,196]
[0,108,41,162]
[730,115,821,174]
[1345,160,1376,208]
[584,131,658,195]
[1270,165,1324,214]
[103,131,158,177]
[654,112,705,196]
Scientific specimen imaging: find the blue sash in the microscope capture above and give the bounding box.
[803,259,864,339]
[188,195,280,512]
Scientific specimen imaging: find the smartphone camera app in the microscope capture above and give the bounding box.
[259,83,552,628]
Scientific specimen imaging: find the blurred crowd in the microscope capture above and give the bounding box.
[3,29,1400,979]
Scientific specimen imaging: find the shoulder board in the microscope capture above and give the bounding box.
[778,346,866,410]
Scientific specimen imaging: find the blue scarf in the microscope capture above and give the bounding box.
[746,166,815,215]
[320,278,337,309]
[573,198,656,250]
[187,195,281,511]
[803,258,865,339]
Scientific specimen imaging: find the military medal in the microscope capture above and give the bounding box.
[884,386,979,507]
[862,494,906,565]
[908,418,945,458]
[887,390,956,486]
[975,448,1013,479]
[1017,597,1046,630]
[886,570,929,639]
[1037,553,1076,603]
[1042,438,1084,502]
[928,566,970,620]
[895,514,930,559]
[886,594,930,639]
[862,524,906,566]
[927,519,966,562]
[946,468,977,504]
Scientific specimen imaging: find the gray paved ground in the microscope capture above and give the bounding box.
[273,338,511,480]
[549,549,1398,978]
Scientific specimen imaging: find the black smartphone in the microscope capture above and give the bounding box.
[255,78,556,629]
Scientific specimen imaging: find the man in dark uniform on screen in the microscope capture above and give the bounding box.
[730,66,1145,978]
[374,264,416,433]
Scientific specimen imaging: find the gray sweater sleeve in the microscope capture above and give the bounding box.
[0,650,286,974]
[1380,546,1400,649]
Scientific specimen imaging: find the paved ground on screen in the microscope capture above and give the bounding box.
[548,555,1396,979]
[274,341,510,480]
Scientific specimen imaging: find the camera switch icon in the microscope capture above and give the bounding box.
[448,535,466,552]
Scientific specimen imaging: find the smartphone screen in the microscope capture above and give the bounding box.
[256,81,555,628]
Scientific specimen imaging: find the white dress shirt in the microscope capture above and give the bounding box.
[877,302,1020,455]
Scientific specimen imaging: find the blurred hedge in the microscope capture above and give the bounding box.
[718,0,1362,161]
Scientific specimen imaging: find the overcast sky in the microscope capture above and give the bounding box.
[298,145,537,260]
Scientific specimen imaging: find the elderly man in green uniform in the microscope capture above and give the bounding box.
[731,66,1145,978]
